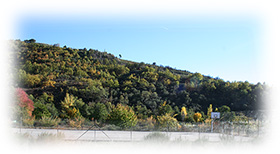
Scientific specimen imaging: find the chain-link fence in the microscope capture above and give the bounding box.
[12,118,267,144]
[12,110,268,143]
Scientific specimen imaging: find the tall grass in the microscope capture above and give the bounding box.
[144,132,170,142]
[36,116,61,127]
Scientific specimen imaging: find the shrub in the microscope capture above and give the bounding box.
[157,113,179,130]
[68,116,85,128]
[145,116,156,130]
[193,112,202,122]
[144,132,170,142]
[22,116,35,127]
[14,132,34,143]
[136,116,156,130]
[102,124,121,130]
[36,132,65,142]
[36,116,61,127]
[107,104,138,129]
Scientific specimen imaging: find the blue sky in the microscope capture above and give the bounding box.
[16,15,262,84]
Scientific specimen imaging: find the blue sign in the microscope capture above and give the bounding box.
[211,112,220,119]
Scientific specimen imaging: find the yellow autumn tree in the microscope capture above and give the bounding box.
[205,104,213,124]
[61,93,81,119]
[207,104,213,117]
[193,112,202,122]
[181,107,187,121]
[42,75,56,88]
[157,113,179,130]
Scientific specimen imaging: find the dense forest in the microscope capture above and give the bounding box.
[10,39,268,129]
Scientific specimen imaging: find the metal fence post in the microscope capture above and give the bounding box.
[57,128,59,137]
[198,123,201,140]
[130,130,132,141]
[238,121,240,136]
[211,119,214,133]
[94,130,96,141]
[231,122,233,136]
[257,119,260,137]
[20,117,22,134]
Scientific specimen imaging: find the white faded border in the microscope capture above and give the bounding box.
[1,0,279,153]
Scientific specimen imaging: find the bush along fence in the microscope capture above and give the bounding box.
[12,116,266,141]
[12,104,267,138]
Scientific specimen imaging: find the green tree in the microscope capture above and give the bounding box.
[218,105,231,113]
[25,74,41,87]
[75,98,88,118]
[10,39,268,127]
[157,113,179,130]
[218,105,235,121]
[107,104,138,129]
[33,102,51,119]
[75,69,89,78]
[93,102,109,122]
[24,39,36,43]
[30,93,58,119]
[134,104,151,119]
[158,101,174,116]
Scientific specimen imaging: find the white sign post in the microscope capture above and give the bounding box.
[211,112,220,133]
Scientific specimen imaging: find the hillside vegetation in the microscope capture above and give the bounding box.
[10,39,268,129]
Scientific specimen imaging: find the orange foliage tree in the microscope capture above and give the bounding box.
[15,88,34,117]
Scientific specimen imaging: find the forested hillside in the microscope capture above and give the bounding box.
[10,39,268,128]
